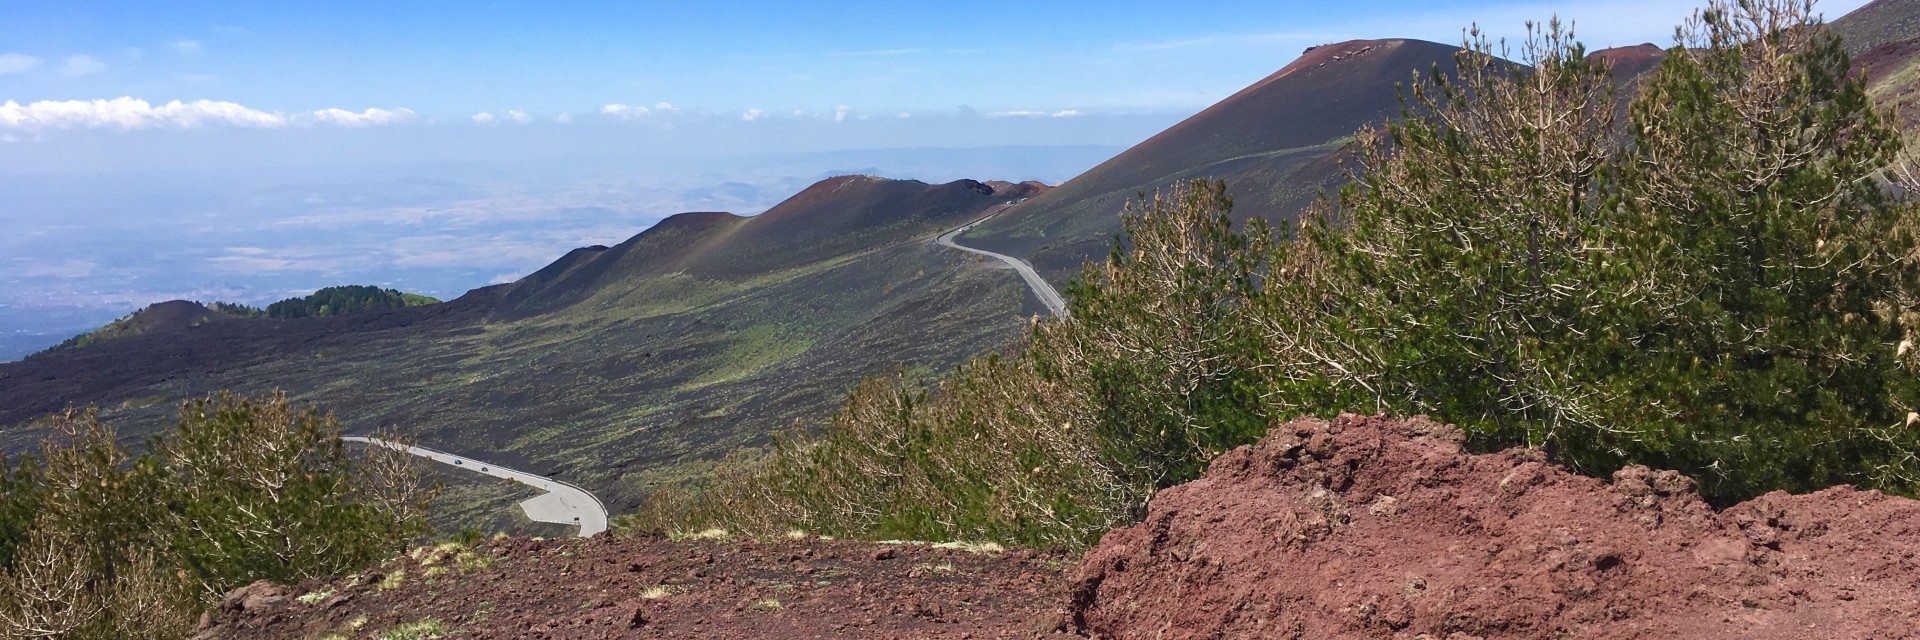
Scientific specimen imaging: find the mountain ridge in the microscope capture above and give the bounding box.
[959,38,1467,280]
[0,172,1041,530]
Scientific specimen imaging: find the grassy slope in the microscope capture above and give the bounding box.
[958,39,1465,281]
[0,176,1036,529]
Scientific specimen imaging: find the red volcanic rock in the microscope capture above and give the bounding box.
[1589,42,1667,81]
[983,180,1052,200]
[1070,414,1920,639]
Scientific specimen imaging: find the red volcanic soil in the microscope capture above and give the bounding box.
[984,180,1050,200]
[198,414,1920,639]
[1856,36,1920,85]
[1071,415,1920,639]
[195,535,1076,639]
[1589,43,1666,81]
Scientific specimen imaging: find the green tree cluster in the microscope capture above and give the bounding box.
[205,302,265,318]
[1303,0,1919,499]
[0,392,437,638]
[265,285,440,319]
[631,0,1920,548]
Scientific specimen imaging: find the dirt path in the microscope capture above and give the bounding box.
[195,535,1075,639]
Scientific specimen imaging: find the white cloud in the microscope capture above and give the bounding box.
[741,108,766,122]
[173,40,203,54]
[0,134,19,144]
[0,97,416,131]
[897,111,912,119]
[833,105,851,122]
[654,101,676,112]
[503,109,531,123]
[472,111,496,124]
[989,109,1088,118]
[306,107,415,127]
[555,112,574,124]
[601,103,652,119]
[60,55,106,77]
[0,54,40,74]
[488,272,523,285]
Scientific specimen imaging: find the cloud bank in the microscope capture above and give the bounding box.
[601,103,651,119]
[0,97,416,131]
[601,102,677,120]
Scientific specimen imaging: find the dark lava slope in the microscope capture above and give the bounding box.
[958,38,1465,281]
[0,176,1044,522]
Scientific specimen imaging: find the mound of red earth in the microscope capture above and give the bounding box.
[194,535,1075,639]
[194,414,1920,639]
[1069,414,1920,639]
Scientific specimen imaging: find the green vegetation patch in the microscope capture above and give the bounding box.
[633,2,1920,551]
[267,285,440,319]
[379,619,453,640]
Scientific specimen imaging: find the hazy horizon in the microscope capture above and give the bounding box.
[0,0,1874,360]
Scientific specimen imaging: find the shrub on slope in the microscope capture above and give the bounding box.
[0,393,436,639]
[633,0,1920,548]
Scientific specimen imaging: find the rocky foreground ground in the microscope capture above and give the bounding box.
[200,415,1920,639]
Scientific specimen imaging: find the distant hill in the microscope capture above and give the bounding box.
[959,39,1466,281]
[0,175,1044,526]
[38,300,260,354]
[35,285,441,358]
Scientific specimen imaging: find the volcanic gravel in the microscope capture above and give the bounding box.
[195,534,1075,639]
[1070,414,1920,639]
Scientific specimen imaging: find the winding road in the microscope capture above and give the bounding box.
[935,205,1069,317]
[345,436,608,538]
[334,203,1053,540]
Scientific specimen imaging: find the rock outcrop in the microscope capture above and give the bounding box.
[1070,414,1920,639]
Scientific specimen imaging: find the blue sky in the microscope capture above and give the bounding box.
[0,0,1873,138]
[0,0,1883,358]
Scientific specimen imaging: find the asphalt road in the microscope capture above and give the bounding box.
[328,205,1052,540]
[344,436,609,538]
[935,205,1069,317]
